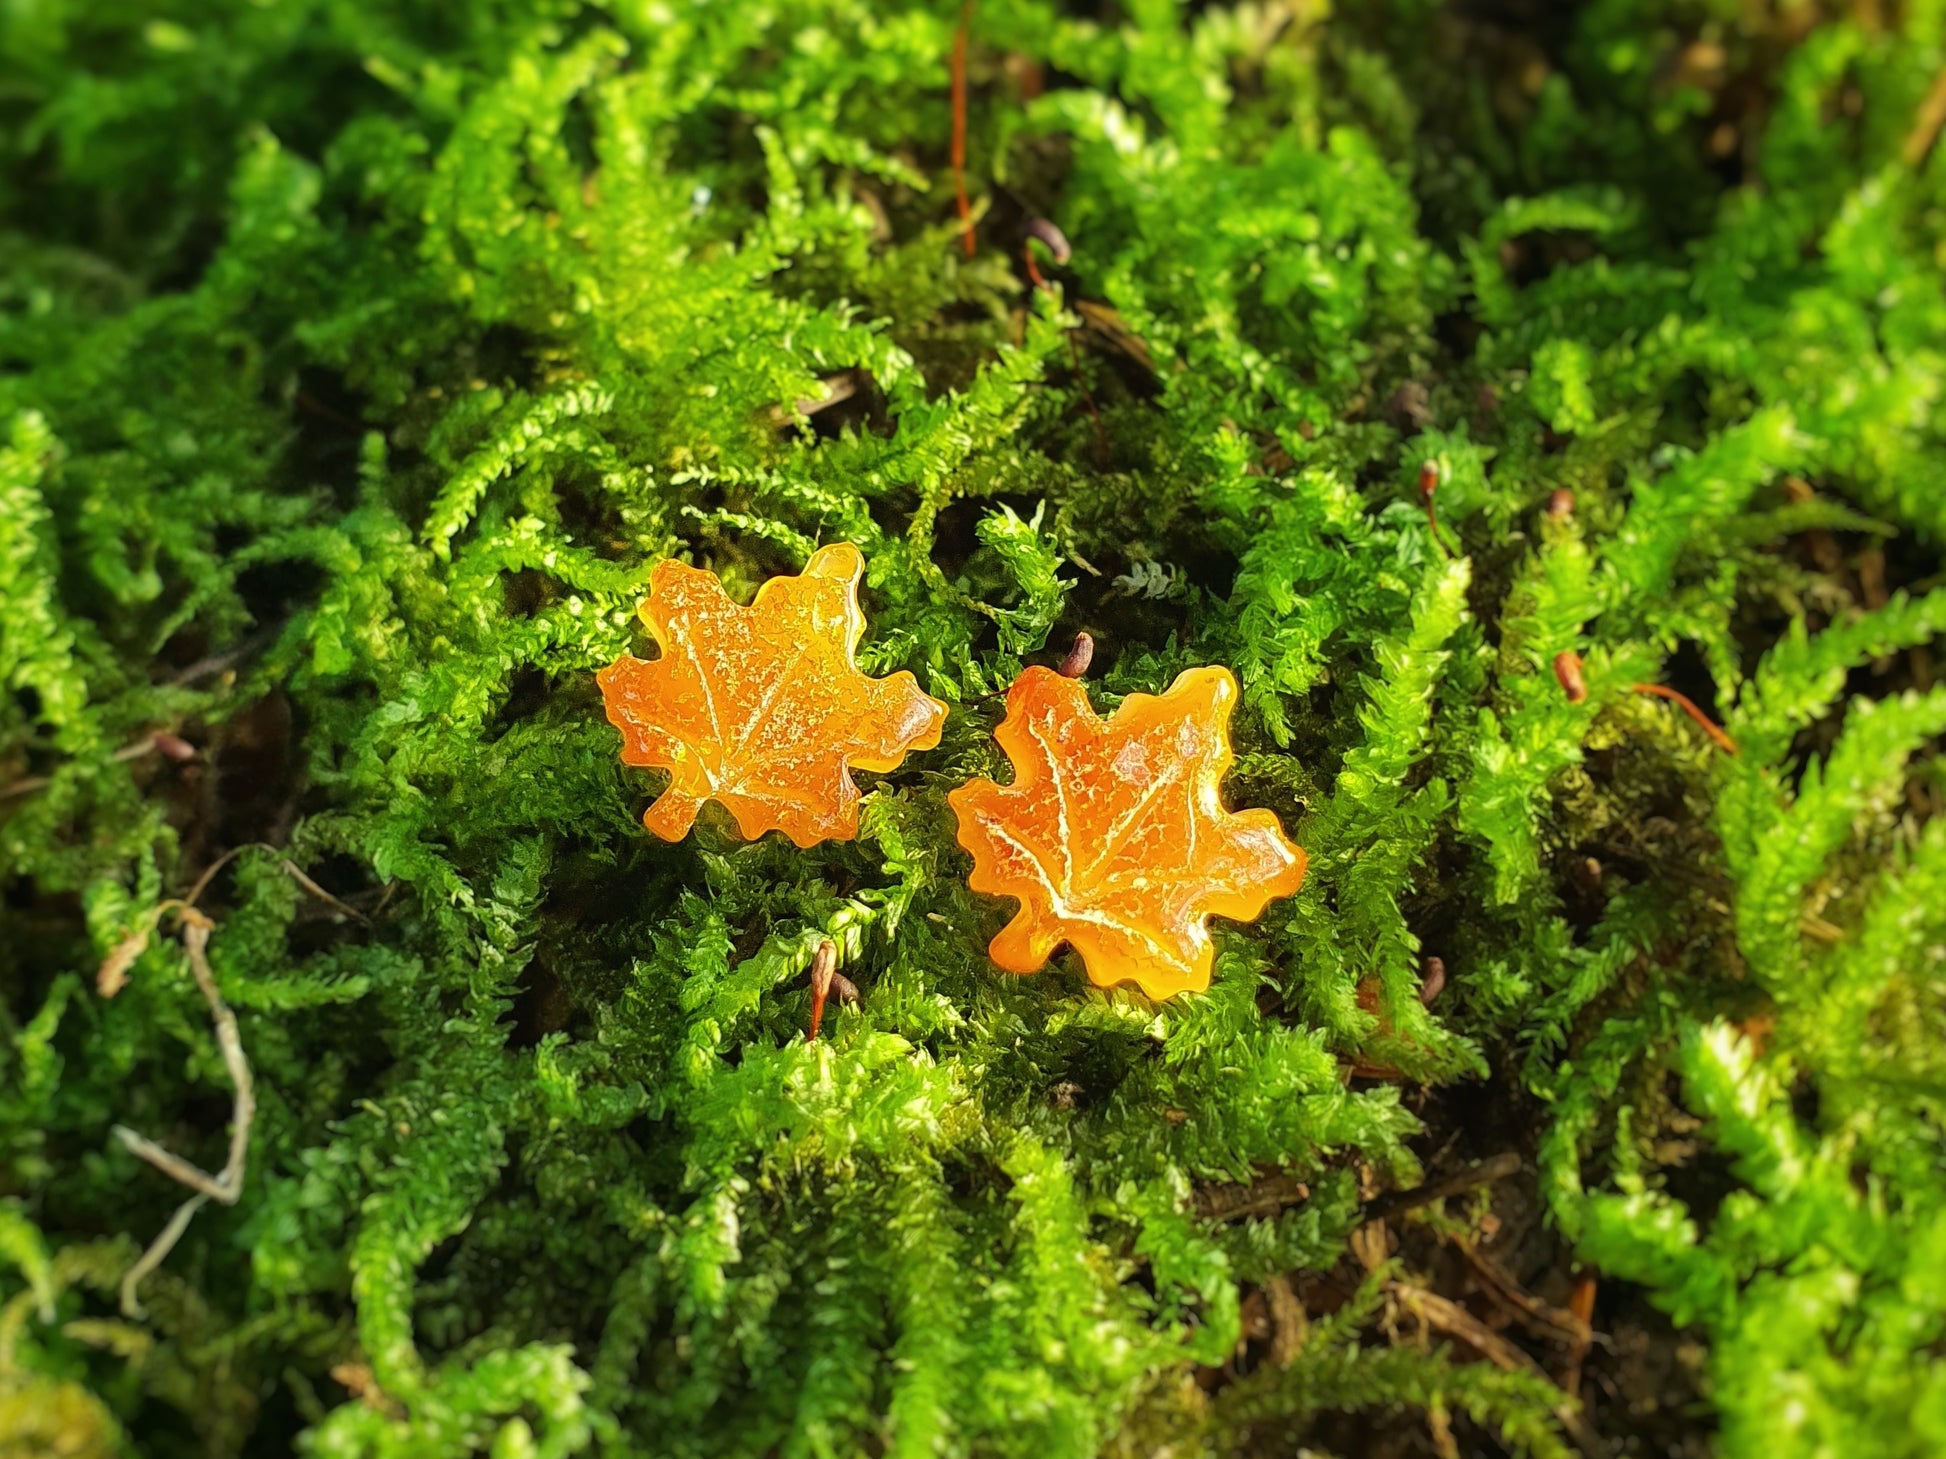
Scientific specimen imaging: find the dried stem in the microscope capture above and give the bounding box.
[1454,1239,1592,1347]
[1389,1280,1534,1372]
[1,732,188,801]
[1562,1274,1598,1398]
[1262,1272,1308,1368]
[280,858,369,923]
[167,625,277,687]
[102,848,365,1003]
[117,910,256,1317]
[182,843,258,908]
[1361,1152,1522,1223]
[1195,1171,1312,1223]
[181,842,368,921]
[951,0,975,257]
[1903,63,1946,168]
[1427,1404,1461,1459]
[118,1195,211,1321]
[1386,1280,1606,1457]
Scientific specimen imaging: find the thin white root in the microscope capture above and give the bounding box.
[120,1194,210,1319]
[119,911,255,1318]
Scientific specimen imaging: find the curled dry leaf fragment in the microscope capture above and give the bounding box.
[948,665,1306,999]
[598,544,947,847]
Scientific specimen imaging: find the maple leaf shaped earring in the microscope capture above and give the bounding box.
[597,544,947,848]
[948,662,1306,1000]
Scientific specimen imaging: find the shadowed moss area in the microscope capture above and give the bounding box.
[3,2,1945,1455]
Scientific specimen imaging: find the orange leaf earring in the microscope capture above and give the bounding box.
[598,544,948,848]
[948,661,1306,1000]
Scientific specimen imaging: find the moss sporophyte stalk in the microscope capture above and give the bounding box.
[8,1,1946,1455]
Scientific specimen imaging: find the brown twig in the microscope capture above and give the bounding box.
[0,731,197,801]
[1386,1281,1605,1457]
[168,625,279,688]
[1195,1171,1312,1223]
[98,846,361,1001]
[115,909,255,1317]
[951,0,975,257]
[1903,63,1946,168]
[1057,632,1094,679]
[2,773,50,802]
[1454,1240,1592,1348]
[97,918,158,1000]
[180,842,368,920]
[1072,299,1155,375]
[1427,1403,1461,1459]
[1361,1153,1522,1224]
[1262,1273,1308,1367]
[1630,683,1738,755]
[1389,1281,1534,1371]
[1562,1274,1598,1398]
[182,843,259,909]
[279,858,369,924]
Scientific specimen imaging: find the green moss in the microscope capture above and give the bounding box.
[4,1,1946,1455]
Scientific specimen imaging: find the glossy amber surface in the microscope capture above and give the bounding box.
[948,665,1307,999]
[597,544,947,847]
